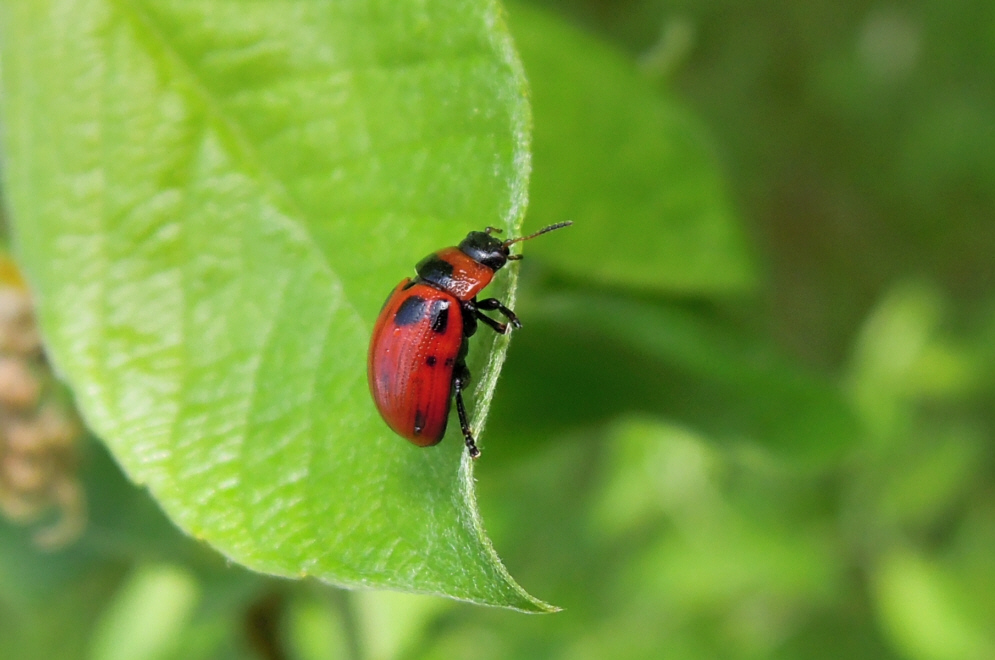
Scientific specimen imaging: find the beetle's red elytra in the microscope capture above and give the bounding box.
[368,222,572,458]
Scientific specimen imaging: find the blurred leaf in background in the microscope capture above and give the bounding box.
[508,1,757,294]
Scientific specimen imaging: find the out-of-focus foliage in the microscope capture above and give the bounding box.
[509,2,757,294]
[2,0,995,658]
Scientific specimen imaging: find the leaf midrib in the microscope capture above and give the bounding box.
[114,0,502,291]
[113,0,337,281]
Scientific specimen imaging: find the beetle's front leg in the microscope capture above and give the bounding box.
[474,298,522,333]
[463,300,506,335]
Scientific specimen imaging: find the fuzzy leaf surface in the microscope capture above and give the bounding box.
[0,0,549,610]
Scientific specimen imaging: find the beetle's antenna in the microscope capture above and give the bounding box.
[503,221,573,247]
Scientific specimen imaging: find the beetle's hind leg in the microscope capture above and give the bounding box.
[452,365,480,459]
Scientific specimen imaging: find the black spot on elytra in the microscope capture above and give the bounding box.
[430,301,450,334]
[426,356,437,367]
[416,254,455,286]
[394,295,426,326]
[444,357,455,367]
[413,409,427,435]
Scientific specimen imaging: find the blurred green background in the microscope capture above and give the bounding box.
[3,0,995,658]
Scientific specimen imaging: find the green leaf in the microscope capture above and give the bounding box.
[0,0,551,611]
[506,2,757,294]
[89,564,201,660]
[284,591,347,660]
[872,549,993,660]
[846,281,945,443]
[873,425,984,530]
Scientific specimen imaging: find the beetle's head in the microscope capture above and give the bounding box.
[458,229,510,270]
[458,222,573,271]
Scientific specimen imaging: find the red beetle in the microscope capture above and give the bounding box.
[368,222,572,458]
